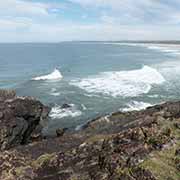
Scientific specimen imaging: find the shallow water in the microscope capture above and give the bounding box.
[0,42,180,134]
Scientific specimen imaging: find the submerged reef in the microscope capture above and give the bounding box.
[0,89,179,180]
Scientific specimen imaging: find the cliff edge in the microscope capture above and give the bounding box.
[0,89,179,180]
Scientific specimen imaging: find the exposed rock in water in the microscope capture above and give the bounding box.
[0,89,50,150]
[61,103,72,109]
[0,89,179,180]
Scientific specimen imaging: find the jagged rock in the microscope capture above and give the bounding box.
[0,90,50,150]
[0,89,179,179]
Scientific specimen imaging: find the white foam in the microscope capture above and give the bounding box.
[33,69,63,81]
[121,101,152,112]
[109,43,180,56]
[49,104,82,119]
[146,45,180,54]
[70,66,165,97]
[148,94,159,98]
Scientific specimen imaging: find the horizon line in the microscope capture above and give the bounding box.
[0,40,180,44]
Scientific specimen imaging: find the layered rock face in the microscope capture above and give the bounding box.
[0,89,50,150]
[0,89,179,180]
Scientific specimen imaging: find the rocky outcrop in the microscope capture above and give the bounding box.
[0,89,179,180]
[0,90,50,150]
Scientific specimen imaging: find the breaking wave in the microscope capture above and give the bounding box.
[32,69,63,81]
[70,66,165,97]
[49,104,82,119]
[121,101,152,112]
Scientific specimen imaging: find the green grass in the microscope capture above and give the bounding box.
[140,117,180,180]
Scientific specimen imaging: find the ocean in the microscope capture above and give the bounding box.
[0,42,180,135]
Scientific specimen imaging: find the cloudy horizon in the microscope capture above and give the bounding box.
[1,0,180,42]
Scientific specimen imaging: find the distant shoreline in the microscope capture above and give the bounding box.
[0,40,180,44]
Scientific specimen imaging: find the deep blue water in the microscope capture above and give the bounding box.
[0,42,180,134]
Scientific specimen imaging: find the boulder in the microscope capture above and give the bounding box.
[0,90,50,150]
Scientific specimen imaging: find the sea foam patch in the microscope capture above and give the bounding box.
[49,104,82,119]
[33,69,63,81]
[70,66,165,97]
[121,101,152,112]
[110,43,180,56]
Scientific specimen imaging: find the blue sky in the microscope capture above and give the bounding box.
[1,0,180,42]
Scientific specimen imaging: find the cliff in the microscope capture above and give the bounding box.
[0,89,179,180]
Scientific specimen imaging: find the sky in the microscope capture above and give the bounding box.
[1,0,180,42]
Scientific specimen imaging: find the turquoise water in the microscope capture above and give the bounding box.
[0,42,180,134]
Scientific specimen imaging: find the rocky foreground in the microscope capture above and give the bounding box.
[0,90,179,180]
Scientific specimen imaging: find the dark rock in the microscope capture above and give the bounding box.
[56,128,67,137]
[0,90,50,150]
[61,103,71,109]
[0,90,179,179]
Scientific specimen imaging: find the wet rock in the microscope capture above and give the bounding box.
[61,104,72,109]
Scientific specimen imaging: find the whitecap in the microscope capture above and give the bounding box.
[49,92,61,96]
[121,101,152,112]
[70,66,165,97]
[148,94,159,98]
[49,104,82,119]
[33,68,63,81]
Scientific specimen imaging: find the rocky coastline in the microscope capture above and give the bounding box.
[0,89,179,180]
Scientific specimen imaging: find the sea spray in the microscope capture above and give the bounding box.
[33,69,63,81]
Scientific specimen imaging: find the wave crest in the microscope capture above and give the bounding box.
[70,66,165,97]
[121,101,152,112]
[33,69,63,81]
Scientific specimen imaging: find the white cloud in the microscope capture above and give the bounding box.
[0,17,32,31]
[70,0,180,25]
[0,20,180,42]
[0,0,180,41]
[0,0,64,17]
